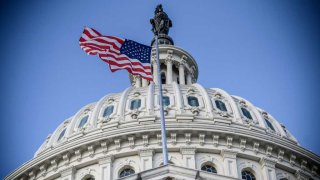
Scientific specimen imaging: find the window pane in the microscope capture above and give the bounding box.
[201,165,217,173]
[265,119,275,131]
[103,106,114,118]
[215,100,227,111]
[188,96,199,107]
[241,170,256,180]
[161,96,170,106]
[241,108,252,120]
[130,99,141,110]
[119,168,135,178]
[57,129,66,141]
[78,116,89,128]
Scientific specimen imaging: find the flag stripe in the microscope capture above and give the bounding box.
[99,53,152,74]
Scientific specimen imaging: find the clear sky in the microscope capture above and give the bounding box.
[1,0,320,178]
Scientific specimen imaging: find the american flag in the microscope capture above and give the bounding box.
[79,27,152,81]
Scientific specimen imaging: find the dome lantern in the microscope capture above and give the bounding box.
[130,4,199,87]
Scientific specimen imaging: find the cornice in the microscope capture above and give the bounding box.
[6,120,320,180]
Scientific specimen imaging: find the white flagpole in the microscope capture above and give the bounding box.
[155,35,169,165]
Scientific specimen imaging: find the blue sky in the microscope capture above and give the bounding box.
[1,0,320,178]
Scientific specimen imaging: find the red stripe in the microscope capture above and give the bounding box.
[83,29,95,39]
[79,37,86,42]
[107,61,152,75]
[110,68,153,81]
[101,58,152,77]
[90,28,102,36]
[81,42,120,53]
[92,38,122,50]
[83,45,120,56]
[103,36,124,44]
[99,55,152,74]
[99,53,151,70]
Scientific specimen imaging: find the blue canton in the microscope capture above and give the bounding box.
[120,40,151,63]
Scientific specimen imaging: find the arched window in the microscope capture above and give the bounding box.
[241,108,252,120]
[162,96,170,106]
[57,129,66,142]
[264,118,275,131]
[82,175,95,180]
[130,99,141,110]
[241,170,256,180]
[188,96,199,107]
[161,72,166,84]
[201,164,217,174]
[103,105,114,118]
[78,115,89,128]
[215,100,227,111]
[119,168,135,178]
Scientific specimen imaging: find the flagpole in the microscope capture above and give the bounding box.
[155,35,169,165]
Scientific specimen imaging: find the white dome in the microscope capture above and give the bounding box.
[36,84,297,156]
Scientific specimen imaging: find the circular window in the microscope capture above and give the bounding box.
[119,168,135,178]
[201,164,217,173]
[241,170,256,180]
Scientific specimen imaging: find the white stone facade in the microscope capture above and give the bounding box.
[6,44,320,180]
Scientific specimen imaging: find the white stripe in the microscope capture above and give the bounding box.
[85,27,100,37]
[81,33,123,48]
[93,36,123,47]
[81,33,94,41]
[109,64,152,78]
[102,52,151,67]
[81,39,120,53]
[107,59,152,73]
[100,56,151,72]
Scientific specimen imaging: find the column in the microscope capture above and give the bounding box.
[60,166,76,180]
[178,60,186,85]
[152,60,158,85]
[99,155,114,180]
[186,74,192,85]
[139,149,154,171]
[142,78,148,87]
[260,157,277,180]
[165,59,173,84]
[135,76,141,88]
[180,147,196,169]
[221,149,238,178]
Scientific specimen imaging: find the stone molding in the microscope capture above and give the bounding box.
[180,147,196,155]
[221,149,237,159]
[139,149,154,157]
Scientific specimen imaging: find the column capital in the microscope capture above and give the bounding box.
[181,55,188,61]
[178,59,187,67]
[99,155,114,164]
[259,157,276,168]
[165,58,173,64]
[221,149,237,159]
[180,147,196,155]
[139,149,154,157]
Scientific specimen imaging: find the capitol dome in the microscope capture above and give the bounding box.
[6,6,320,180]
